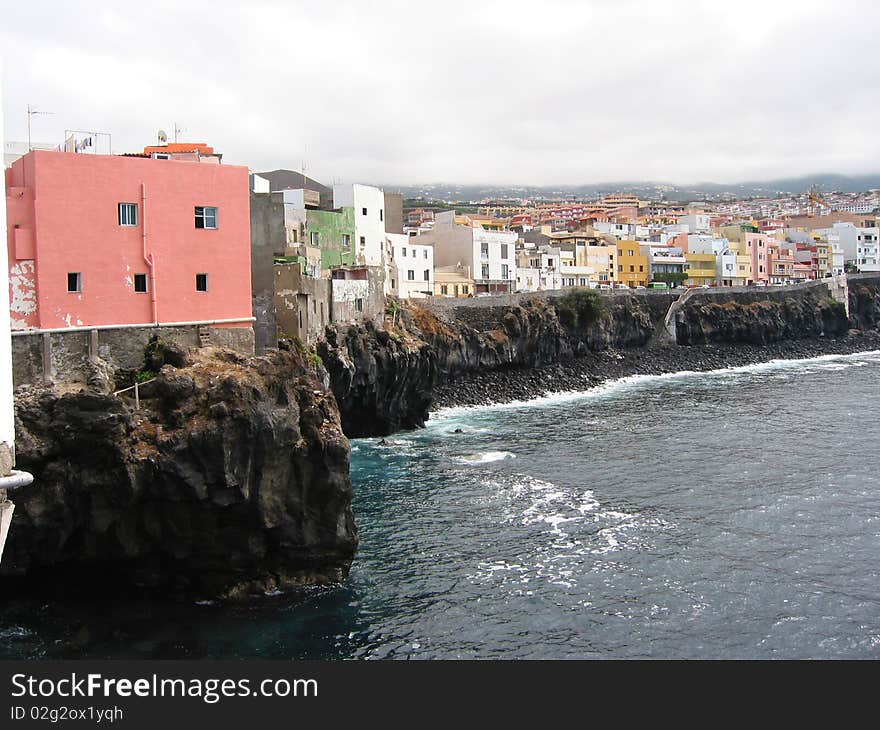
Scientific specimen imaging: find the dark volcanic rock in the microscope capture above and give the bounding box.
[317,322,437,437]
[4,348,357,600]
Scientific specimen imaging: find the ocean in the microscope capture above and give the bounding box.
[3,350,880,659]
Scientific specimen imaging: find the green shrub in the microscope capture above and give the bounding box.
[556,288,603,328]
[135,369,156,383]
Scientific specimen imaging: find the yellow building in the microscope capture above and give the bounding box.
[434,264,473,297]
[616,241,649,287]
[684,253,717,286]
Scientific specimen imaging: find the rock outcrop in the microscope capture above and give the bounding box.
[848,274,880,331]
[672,283,850,345]
[4,347,357,599]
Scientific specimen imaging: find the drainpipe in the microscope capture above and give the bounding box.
[141,182,158,325]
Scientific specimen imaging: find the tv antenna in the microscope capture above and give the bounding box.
[27,104,54,151]
[173,122,185,143]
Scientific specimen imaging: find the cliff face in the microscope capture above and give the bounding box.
[673,285,850,345]
[848,275,880,331]
[4,347,357,599]
[321,292,674,436]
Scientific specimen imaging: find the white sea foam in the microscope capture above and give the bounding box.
[456,450,516,464]
[429,349,880,423]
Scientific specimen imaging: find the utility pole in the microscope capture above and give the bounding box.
[27,104,53,151]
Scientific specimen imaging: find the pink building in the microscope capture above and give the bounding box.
[743,232,774,284]
[5,148,252,331]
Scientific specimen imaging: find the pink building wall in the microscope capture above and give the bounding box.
[5,150,252,330]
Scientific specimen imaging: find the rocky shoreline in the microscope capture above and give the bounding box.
[432,331,880,410]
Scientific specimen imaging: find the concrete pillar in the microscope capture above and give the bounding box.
[88,329,99,363]
[41,333,52,384]
[826,274,849,318]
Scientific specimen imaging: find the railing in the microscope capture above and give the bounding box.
[113,378,157,410]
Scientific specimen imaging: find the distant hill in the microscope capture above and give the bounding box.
[382,174,880,204]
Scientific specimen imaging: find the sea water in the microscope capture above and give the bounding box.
[2,350,880,659]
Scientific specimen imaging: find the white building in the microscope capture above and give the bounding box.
[388,233,434,298]
[422,211,517,294]
[333,183,387,266]
[679,213,710,234]
[517,243,563,291]
[820,222,880,272]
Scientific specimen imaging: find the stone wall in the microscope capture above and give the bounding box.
[250,191,285,354]
[331,266,386,327]
[11,325,255,388]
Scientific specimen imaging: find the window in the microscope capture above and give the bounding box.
[310,232,319,246]
[195,206,218,229]
[360,236,365,247]
[342,234,351,248]
[67,272,82,292]
[362,207,368,216]
[441,284,448,295]
[134,273,148,292]
[423,249,428,259]
[501,244,508,259]
[462,285,469,294]
[402,247,407,257]
[380,209,383,222]
[423,269,430,281]
[355,298,364,312]
[196,273,208,292]
[481,242,489,257]
[501,264,509,279]
[118,203,138,226]
[629,265,634,273]
[481,264,489,279]
[153,153,170,160]
[407,270,415,281]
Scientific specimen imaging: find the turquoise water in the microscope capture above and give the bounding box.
[3,350,880,658]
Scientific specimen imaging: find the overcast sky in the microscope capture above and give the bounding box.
[2,0,879,186]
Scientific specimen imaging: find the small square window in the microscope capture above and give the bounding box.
[310,232,319,246]
[360,236,365,246]
[196,273,209,292]
[134,273,148,292]
[118,202,138,226]
[195,206,218,229]
[362,207,368,216]
[67,272,82,292]
[355,298,364,312]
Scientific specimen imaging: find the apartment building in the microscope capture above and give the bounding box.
[616,242,649,288]
[388,233,434,298]
[6,146,252,331]
[422,211,517,294]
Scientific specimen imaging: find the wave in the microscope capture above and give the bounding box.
[429,349,880,422]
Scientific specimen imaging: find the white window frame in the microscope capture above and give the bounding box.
[118,202,138,227]
[195,206,218,230]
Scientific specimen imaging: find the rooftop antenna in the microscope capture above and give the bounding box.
[27,104,54,151]
[173,122,185,143]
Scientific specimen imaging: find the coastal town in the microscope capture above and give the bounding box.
[3,131,879,358]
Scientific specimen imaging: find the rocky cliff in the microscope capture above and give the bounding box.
[672,283,850,345]
[848,275,880,331]
[320,282,869,437]
[4,346,357,599]
[320,291,676,436]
